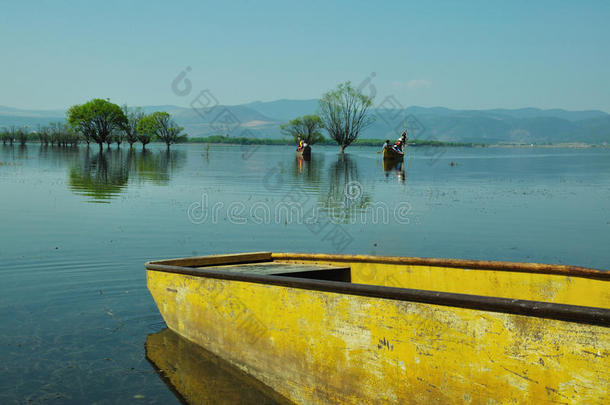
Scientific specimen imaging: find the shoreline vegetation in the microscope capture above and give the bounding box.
[187,135,484,147]
[2,88,606,150]
[1,134,608,148]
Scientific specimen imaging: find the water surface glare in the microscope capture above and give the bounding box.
[1,143,609,403]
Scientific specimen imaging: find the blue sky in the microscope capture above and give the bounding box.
[1,0,608,111]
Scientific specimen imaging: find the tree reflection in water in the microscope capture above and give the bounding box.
[68,148,129,203]
[132,148,185,185]
[68,147,186,202]
[321,154,371,223]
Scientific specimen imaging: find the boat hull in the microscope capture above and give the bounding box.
[382,146,404,161]
[297,145,311,160]
[146,252,609,404]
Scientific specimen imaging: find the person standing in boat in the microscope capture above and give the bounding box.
[382,139,390,151]
[392,140,403,154]
[400,130,408,144]
[395,130,408,152]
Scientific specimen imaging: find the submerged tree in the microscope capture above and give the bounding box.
[17,127,28,146]
[122,105,145,148]
[318,82,374,153]
[136,117,153,150]
[138,111,183,149]
[67,99,127,150]
[37,124,51,145]
[114,131,123,147]
[281,115,325,145]
[105,135,114,148]
[5,126,17,145]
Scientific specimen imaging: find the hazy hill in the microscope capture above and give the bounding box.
[243,99,318,121]
[1,101,608,144]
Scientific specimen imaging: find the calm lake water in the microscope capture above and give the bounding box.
[1,143,609,403]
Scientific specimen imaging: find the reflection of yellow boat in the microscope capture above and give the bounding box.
[146,252,609,404]
[382,146,404,161]
[296,145,311,160]
[382,157,402,171]
[145,328,292,404]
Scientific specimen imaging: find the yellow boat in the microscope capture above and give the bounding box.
[146,252,609,404]
[296,145,311,160]
[382,146,404,161]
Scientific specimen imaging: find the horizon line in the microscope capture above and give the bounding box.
[0,100,608,115]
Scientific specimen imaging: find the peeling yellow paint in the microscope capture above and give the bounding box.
[147,269,609,404]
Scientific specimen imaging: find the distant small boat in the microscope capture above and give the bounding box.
[296,145,311,160]
[146,252,609,404]
[382,146,404,160]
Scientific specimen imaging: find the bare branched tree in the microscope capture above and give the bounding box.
[7,125,17,145]
[318,81,374,153]
[37,124,51,145]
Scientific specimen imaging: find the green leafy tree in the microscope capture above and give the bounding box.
[122,105,145,147]
[318,81,374,153]
[280,115,325,145]
[67,99,127,150]
[136,115,153,149]
[138,111,183,149]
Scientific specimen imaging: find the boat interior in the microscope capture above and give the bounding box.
[146,251,609,310]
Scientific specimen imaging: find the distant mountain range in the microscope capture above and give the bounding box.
[1,101,609,144]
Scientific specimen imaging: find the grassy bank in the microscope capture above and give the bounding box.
[187,135,483,147]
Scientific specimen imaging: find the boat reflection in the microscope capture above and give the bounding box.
[382,158,407,184]
[68,147,186,202]
[293,153,324,183]
[145,328,292,405]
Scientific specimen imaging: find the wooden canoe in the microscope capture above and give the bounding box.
[382,146,404,161]
[146,252,610,404]
[296,145,311,160]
